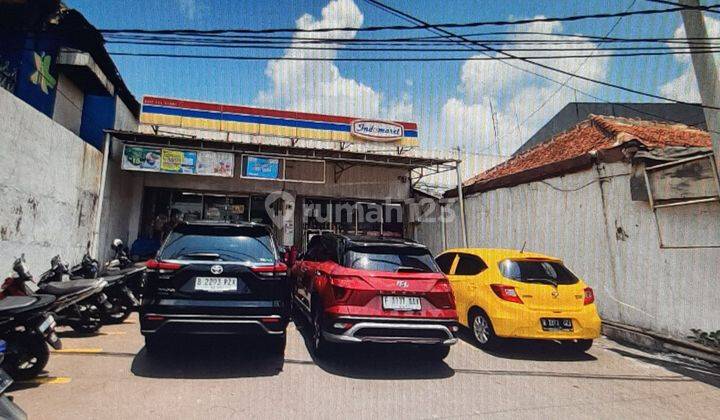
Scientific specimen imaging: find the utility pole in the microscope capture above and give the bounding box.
[680,0,720,177]
[454,146,468,248]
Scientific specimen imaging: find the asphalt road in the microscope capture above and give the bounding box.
[9,314,720,419]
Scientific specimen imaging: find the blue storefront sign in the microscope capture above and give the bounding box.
[245,156,279,179]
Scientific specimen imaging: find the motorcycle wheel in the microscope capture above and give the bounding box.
[70,320,102,334]
[101,306,132,324]
[3,332,49,380]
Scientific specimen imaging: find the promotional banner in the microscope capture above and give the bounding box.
[122,146,161,171]
[197,151,234,177]
[245,156,280,179]
[122,145,233,177]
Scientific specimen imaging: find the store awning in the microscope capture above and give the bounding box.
[105,129,457,173]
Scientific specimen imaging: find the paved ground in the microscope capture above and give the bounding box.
[8,314,720,419]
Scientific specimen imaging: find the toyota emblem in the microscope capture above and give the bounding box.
[396,280,409,288]
[210,265,223,275]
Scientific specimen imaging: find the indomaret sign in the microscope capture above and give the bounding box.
[350,120,404,142]
[140,96,419,147]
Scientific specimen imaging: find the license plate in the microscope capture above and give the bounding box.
[194,277,237,292]
[541,318,573,331]
[0,369,12,394]
[382,296,421,311]
[38,315,55,333]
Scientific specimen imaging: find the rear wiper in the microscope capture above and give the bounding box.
[180,253,221,260]
[396,266,425,273]
[525,278,558,287]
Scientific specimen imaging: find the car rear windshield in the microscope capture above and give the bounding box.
[159,225,276,263]
[344,245,439,273]
[498,259,579,285]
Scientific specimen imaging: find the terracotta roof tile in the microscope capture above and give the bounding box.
[464,115,711,187]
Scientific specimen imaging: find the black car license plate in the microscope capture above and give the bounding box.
[541,318,573,331]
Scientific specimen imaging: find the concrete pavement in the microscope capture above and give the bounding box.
[9,314,720,419]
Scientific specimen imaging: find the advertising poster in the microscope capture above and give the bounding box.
[161,149,197,174]
[197,151,234,177]
[245,156,279,179]
[122,146,162,171]
[122,145,232,177]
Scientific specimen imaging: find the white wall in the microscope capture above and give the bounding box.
[52,74,84,135]
[417,161,720,338]
[0,86,103,272]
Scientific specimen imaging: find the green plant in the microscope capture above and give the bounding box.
[687,329,720,349]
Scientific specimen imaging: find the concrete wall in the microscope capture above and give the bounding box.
[0,85,102,272]
[416,161,720,339]
[52,73,84,135]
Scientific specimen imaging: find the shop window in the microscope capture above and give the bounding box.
[227,196,249,223]
[357,202,382,236]
[383,203,404,237]
[249,195,273,225]
[171,191,202,222]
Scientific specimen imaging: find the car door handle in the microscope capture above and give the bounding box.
[315,271,321,276]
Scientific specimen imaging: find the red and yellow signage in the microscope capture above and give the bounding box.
[140,96,419,146]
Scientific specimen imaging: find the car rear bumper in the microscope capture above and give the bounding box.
[322,316,459,345]
[140,298,288,336]
[490,305,601,340]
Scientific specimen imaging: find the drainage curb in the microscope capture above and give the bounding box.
[602,321,720,365]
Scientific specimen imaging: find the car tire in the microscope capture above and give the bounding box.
[422,345,451,361]
[268,334,287,355]
[469,309,500,350]
[311,301,334,358]
[144,335,163,355]
[562,339,593,353]
[2,332,49,380]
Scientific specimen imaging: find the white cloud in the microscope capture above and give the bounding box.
[387,94,414,121]
[177,0,197,19]
[439,17,611,155]
[660,16,720,102]
[256,0,395,119]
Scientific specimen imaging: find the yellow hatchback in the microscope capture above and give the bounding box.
[435,248,601,352]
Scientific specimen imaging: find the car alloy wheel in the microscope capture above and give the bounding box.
[472,314,491,344]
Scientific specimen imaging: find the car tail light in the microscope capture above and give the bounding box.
[251,262,288,277]
[490,284,523,304]
[425,279,456,309]
[145,260,183,271]
[583,287,595,305]
[328,276,375,305]
[145,314,165,321]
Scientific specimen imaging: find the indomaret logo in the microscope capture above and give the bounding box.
[351,120,404,142]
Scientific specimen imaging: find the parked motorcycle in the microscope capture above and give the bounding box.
[0,292,61,380]
[46,241,144,324]
[0,340,28,419]
[4,256,107,334]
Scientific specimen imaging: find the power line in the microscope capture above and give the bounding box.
[104,48,720,61]
[94,3,720,36]
[364,0,720,111]
[493,0,639,149]
[101,38,720,53]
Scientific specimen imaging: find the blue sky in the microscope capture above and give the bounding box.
[64,0,712,155]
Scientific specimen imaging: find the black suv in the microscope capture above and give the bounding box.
[140,221,289,353]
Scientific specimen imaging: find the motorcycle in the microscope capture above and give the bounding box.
[4,255,107,334]
[0,340,28,419]
[43,239,145,324]
[0,292,61,380]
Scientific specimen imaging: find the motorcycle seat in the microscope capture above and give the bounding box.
[39,279,104,296]
[0,295,56,316]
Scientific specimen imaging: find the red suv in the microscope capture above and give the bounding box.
[291,233,458,359]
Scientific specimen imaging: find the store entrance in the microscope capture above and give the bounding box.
[139,187,273,242]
